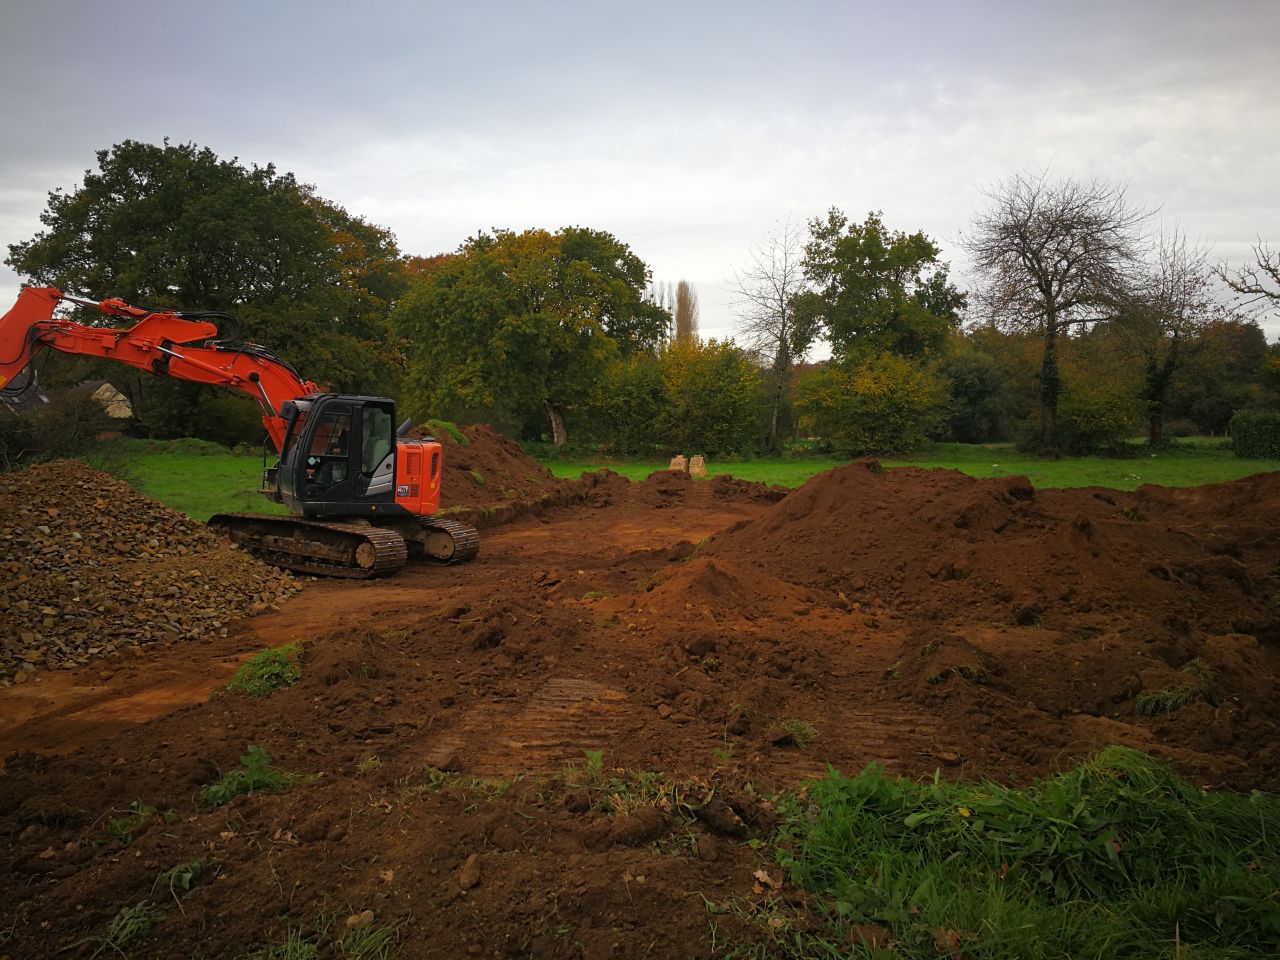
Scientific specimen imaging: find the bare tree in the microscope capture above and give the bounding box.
[674,279,699,341]
[963,171,1151,450]
[732,219,813,451]
[1216,239,1280,312]
[1120,227,1219,445]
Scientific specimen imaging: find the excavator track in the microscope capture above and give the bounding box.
[418,517,480,564]
[208,513,408,579]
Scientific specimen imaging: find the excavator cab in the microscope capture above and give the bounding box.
[272,394,401,517]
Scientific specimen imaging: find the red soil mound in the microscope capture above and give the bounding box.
[704,460,1280,782]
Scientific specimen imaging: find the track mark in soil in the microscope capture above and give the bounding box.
[426,676,630,775]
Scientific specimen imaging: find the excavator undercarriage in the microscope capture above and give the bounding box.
[208,514,479,579]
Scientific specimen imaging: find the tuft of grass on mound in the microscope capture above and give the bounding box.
[425,419,469,446]
[226,644,303,697]
[727,747,1279,957]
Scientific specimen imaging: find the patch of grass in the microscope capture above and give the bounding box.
[227,644,303,697]
[744,746,1280,958]
[105,799,156,844]
[539,439,1278,493]
[1181,657,1218,704]
[91,901,165,957]
[340,919,404,960]
[780,719,818,749]
[1135,685,1194,716]
[108,437,288,522]
[247,929,318,960]
[426,419,469,446]
[356,755,382,776]
[199,745,298,808]
[564,749,607,790]
[469,469,486,486]
[581,590,607,601]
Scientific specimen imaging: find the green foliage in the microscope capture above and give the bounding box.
[105,800,156,844]
[425,419,468,445]
[1052,380,1136,455]
[940,347,1016,443]
[794,353,948,455]
[393,226,667,442]
[199,745,296,807]
[469,469,486,486]
[586,352,667,454]
[226,644,303,697]
[152,858,207,907]
[656,338,763,455]
[0,384,121,472]
[769,747,1280,958]
[6,140,405,442]
[797,209,965,361]
[1230,408,1280,458]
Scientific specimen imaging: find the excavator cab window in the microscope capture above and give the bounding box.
[304,410,351,493]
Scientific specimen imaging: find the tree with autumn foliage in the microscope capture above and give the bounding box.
[392,227,668,446]
[6,140,407,440]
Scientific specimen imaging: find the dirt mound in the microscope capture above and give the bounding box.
[0,461,298,682]
[406,423,567,509]
[705,460,1279,637]
[703,460,1280,781]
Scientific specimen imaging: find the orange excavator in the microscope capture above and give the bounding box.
[0,287,478,577]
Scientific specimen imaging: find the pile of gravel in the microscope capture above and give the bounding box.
[0,460,298,683]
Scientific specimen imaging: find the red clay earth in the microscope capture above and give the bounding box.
[1,447,1277,959]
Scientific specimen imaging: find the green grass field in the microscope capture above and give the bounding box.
[544,438,1279,491]
[110,438,287,521]
[95,436,1278,521]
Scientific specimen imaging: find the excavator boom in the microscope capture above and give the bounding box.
[0,287,317,449]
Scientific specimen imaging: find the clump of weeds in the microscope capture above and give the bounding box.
[105,800,156,845]
[227,643,303,697]
[199,745,299,808]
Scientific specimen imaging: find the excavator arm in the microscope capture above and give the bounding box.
[0,287,318,450]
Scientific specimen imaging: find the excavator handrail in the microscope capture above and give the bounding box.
[0,287,319,450]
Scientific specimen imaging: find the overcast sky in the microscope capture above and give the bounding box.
[1,0,1277,339]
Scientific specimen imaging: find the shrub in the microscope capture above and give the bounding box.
[1230,408,1280,458]
[794,353,948,456]
[1054,383,1135,455]
[656,338,763,455]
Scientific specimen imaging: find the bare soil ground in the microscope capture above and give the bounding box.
[1,444,1277,959]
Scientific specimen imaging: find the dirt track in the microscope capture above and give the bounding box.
[2,457,1278,958]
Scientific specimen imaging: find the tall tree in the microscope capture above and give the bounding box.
[392,227,667,446]
[963,171,1150,451]
[796,209,965,361]
[1117,228,1220,444]
[731,219,815,452]
[6,140,404,438]
[673,280,699,341]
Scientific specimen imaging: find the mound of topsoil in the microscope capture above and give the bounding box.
[415,424,565,509]
[706,459,1280,635]
[0,461,298,682]
[705,460,1280,779]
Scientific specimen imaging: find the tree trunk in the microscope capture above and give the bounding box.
[544,400,567,447]
[1039,320,1060,451]
[1144,347,1178,446]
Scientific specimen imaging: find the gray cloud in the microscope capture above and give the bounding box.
[2,0,1277,338]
